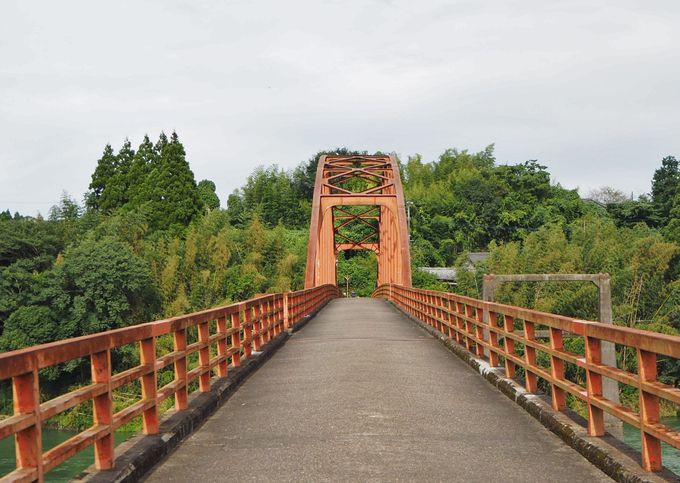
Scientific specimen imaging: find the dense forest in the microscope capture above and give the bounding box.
[1,134,678,421]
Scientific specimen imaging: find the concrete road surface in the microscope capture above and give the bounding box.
[145,298,610,482]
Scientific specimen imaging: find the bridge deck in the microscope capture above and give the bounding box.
[146,298,609,482]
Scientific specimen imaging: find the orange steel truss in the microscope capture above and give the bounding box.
[0,285,339,482]
[373,284,680,474]
[304,154,412,288]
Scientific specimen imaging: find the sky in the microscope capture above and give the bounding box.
[1,0,680,216]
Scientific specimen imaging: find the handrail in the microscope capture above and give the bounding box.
[0,284,339,482]
[373,283,680,473]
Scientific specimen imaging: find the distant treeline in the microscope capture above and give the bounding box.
[0,137,678,418]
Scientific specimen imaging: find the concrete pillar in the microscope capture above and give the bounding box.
[481,273,622,438]
[597,274,622,437]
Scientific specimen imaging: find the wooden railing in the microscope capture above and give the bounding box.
[0,284,339,482]
[373,284,680,473]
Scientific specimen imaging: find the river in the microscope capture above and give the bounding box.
[0,429,134,482]
[623,416,680,476]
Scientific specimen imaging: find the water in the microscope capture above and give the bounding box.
[623,416,680,476]
[0,428,134,482]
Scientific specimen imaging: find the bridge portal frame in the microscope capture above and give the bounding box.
[304,154,412,289]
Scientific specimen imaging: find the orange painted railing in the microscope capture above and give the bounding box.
[0,284,339,482]
[374,284,680,473]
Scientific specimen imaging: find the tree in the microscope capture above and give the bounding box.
[86,144,117,210]
[0,306,59,351]
[142,132,202,230]
[126,135,156,208]
[292,148,369,200]
[197,179,220,210]
[664,191,680,243]
[587,186,629,204]
[651,155,679,224]
[48,192,83,245]
[50,236,160,337]
[606,196,657,228]
[99,139,135,211]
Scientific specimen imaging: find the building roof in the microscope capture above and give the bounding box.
[418,267,458,281]
[418,252,489,282]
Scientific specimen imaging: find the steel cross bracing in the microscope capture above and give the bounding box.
[304,154,412,288]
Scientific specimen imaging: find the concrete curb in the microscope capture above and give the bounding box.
[386,300,678,483]
[76,299,335,483]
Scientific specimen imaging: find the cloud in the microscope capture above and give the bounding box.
[1,0,679,215]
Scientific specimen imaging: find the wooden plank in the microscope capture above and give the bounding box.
[111,365,153,389]
[0,413,35,441]
[42,424,108,472]
[112,400,155,430]
[40,383,107,421]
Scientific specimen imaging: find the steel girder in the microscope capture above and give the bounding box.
[304,154,412,288]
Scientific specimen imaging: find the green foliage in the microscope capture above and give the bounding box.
[2,143,679,425]
[337,250,377,297]
[197,180,220,210]
[0,306,58,349]
[403,146,586,259]
[227,149,372,229]
[605,195,657,227]
[143,133,202,230]
[86,144,118,211]
[228,166,307,228]
[53,237,160,336]
[86,132,203,232]
[652,155,679,224]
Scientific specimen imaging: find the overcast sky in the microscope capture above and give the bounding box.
[2,0,680,216]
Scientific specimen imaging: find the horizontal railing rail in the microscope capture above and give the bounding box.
[373,283,680,473]
[0,284,339,482]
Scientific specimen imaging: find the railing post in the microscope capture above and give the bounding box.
[455,302,465,345]
[548,328,566,411]
[278,295,285,334]
[585,336,604,436]
[272,297,279,335]
[173,327,188,410]
[140,337,159,434]
[283,293,290,330]
[216,316,228,377]
[523,320,538,393]
[488,312,500,367]
[231,310,242,367]
[261,300,269,345]
[91,349,114,469]
[253,302,262,351]
[13,367,43,480]
[445,296,453,339]
[503,315,516,378]
[464,305,474,352]
[638,349,662,472]
[198,320,210,392]
[243,303,253,359]
[266,299,274,341]
[482,275,497,359]
[474,307,485,358]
